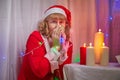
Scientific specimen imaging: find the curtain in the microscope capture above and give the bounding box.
[69,0,97,62]
[95,0,120,62]
[0,0,58,80]
[109,0,120,62]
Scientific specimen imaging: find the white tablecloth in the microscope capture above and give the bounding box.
[63,63,120,80]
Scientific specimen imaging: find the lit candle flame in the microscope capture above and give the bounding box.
[99,29,101,32]
[89,43,92,47]
[83,43,86,47]
[103,43,105,46]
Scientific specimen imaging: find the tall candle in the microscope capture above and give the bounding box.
[100,43,109,66]
[94,29,104,64]
[86,43,95,66]
[80,43,87,65]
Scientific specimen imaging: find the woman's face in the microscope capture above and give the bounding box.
[47,18,66,47]
[47,18,66,31]
[45,13,67,39]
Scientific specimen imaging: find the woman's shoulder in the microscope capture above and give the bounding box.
[31,30,40,35]
[67,41,73,48]
[69,41,72,45]
[29,30,43,40]
[30,30,41,36]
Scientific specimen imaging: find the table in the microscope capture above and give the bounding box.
[63,63,120,80]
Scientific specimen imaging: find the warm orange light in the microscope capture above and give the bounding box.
[94,29,104,64]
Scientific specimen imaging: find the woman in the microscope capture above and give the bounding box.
[18,5,73,80]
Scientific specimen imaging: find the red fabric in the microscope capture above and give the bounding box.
[18,31,73,80]
[18,31,52,80]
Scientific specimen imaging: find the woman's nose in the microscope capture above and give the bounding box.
[56,22,60,26]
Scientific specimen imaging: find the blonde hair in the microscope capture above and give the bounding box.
[38,13,71,41]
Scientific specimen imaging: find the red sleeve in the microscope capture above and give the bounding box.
[26,33,51,78]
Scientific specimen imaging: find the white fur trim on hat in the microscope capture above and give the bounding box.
[44,7,66,18]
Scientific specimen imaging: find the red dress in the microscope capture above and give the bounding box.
[18,31,73,80]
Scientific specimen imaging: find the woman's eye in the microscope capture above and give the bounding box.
[53,21,57,23]
[59,21,63,24]
[51,20,57,23]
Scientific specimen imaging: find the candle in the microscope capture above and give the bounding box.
[100,43,109,66]
[86,43,95,66]
[80,43,87,65]
[116,55,120,64]
[94,29,104,64]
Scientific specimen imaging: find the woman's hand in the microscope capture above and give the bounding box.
[60,41,69,55]
[59,41,69,64]
[51,25,65,39]
[50,26,65,49]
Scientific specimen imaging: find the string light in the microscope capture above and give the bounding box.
[60,35,65,44]
[105,33,109,37]
[19,41,44,57]
[20,37,72,57]
[2,56,6,60]
[109,16,113,20]
[20,51,25,57]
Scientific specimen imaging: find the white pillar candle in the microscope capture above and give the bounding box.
[100,43,109,66]
[86,43,95,66]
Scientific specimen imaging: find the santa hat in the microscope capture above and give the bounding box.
[44,5,71,26]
